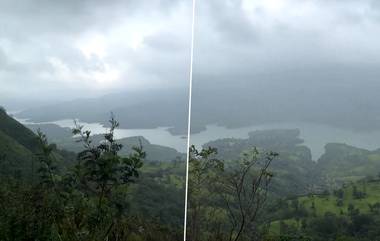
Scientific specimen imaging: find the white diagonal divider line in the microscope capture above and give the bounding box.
[183,0,196,240]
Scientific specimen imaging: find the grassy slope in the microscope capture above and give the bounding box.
[269,180,380,234]
[298,182,380,216]
[316,143,380,188]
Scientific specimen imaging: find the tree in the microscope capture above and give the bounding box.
[218,148,278,241]
[368,202,380,214]
[311,201,315,210]
[70,114,145,239]
[352,185,366,199]
[36,129,59,188]
[334,189,344,199]
[291,199,299,211]
[27,115,146,241]
[187,145,224,241]
[336,198,344,207]
[0,111,186,240]
[348,204,359,217]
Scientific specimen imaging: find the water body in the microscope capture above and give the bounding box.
[191,122,380,160]
[17,118,188,153]
[16,117,380,160]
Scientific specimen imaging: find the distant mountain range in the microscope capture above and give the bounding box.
[14,67,380,136]
[16,89,189,135]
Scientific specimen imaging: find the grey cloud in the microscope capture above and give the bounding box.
[0,0,192,107]
[0,0,185,38]
[189,0,380,132]
[0,48,9,69]
[193,0,380,84]
[144,32,187,52]
[207,0,259,44]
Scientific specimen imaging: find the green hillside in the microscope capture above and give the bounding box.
[0,108,186,240]
[196,129,380,240]
[0,109,40,179]
[0,109,75,179]
[0,109,41,152]
[0,129,34,178]
[127,160,186,227]
[316,143,380,188]
[203,130,380,196]
[205,129,319,196]
[268,180,380,241]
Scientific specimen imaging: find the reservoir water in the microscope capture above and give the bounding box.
[17,118,380,160]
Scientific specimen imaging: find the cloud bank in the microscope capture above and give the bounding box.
[0,0,192,107]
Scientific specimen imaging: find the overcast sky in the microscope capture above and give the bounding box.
[2,0,380,110]
[193,0,380,87]
[0,0,192,108]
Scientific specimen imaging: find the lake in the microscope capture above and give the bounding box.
[16,117,380,160]
[191,122,380,160]
[16,118,189,152]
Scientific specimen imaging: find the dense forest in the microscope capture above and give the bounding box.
[0,108,185,240]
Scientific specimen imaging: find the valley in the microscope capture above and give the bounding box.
[2,106,380,241]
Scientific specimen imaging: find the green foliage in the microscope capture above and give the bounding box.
[0,111,76,181]
[204,129,318,197]
[194,129,380,241]
[187,145,277,241]
[0,114,182,241]
[126,160,186,228]
[317,143,380,188]
[187,145,224,241]
[0,129,35,178]
[267,180,380,241]
[0,108,41,152]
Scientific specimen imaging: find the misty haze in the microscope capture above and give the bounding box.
[1,0,380,240]
[0,0,192,240]
[187,1,380,241]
